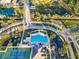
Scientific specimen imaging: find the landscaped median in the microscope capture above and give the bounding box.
[0,34,10,43]
[0,34,10,50]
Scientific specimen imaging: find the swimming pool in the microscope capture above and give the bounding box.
[30,33,48,44]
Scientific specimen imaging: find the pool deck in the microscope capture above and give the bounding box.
[33,47,45,59]
[33,45,50,59]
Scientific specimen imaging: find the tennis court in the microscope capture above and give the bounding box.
[0,51,5,59]
[3,47,31,59]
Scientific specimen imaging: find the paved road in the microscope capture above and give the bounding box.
[0,21,61,33]
[60,32,76,59]
[69,26,79,32]
[24,0,31,26]
[69,35,79,55]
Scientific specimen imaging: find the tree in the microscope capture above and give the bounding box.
[31,0,51,5]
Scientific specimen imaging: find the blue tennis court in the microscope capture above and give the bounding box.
[3,47,31,59]
[30,33,48,44]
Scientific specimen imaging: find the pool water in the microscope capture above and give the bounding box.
[30,33,48,43]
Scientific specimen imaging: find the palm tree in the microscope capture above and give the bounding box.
[63,0,78,4]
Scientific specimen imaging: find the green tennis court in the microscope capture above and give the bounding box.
[0,51,5,59]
